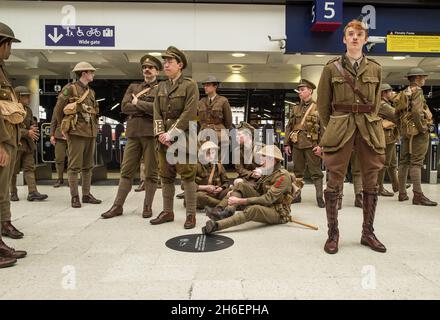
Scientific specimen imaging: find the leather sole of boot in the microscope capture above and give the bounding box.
[324,246,338,254]
[412,201,438,206]
[101,212,122,219]
[184,224,196,229]
[150,218,174,225]
[0,261,17,268]
[1,232,24,239]
[360,239,386,253]
[142,214,152,219]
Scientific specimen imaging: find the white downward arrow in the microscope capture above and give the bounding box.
[48,27,64,44]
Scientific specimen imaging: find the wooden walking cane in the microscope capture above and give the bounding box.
[289,216,318,230]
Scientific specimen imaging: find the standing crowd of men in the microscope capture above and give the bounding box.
[0,18,438,269]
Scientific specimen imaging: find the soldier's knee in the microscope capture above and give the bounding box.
[243,205,261,220]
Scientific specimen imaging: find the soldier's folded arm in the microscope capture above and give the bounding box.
[167,81,199,136]
[121,84,139,114]
[246,175,291,206]
[317,65,333,127]
[135,100,154,116]
[411,89,427,133]
[379,103,398,122]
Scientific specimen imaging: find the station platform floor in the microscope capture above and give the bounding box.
[1,183,439,300]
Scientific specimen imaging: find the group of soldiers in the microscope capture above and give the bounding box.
[0,18,438,269]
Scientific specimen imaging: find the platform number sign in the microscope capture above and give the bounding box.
[311,0,343,32]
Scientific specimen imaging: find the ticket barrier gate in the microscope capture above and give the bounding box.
[421,133,438,184]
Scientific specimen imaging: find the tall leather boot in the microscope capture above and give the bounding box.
[324,190,339,254]
[313,179,325,208]
[361,191,386,252]
[142,181,157,218]
[182,180,197,229]
[398,164,409,201]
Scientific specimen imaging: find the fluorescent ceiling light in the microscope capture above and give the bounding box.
[232,70,241,74]
[65,52,77,55]
[232,53,246,58]
[111,103,120,110]
[149,52,161,56]
[315,55,325,57]
[96,98,106,102]
[393,56,406,60]
[231,64,243,70]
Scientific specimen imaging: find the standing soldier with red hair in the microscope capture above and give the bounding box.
[317,19,386,254]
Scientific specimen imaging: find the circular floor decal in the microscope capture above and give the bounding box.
[166,234,234,253]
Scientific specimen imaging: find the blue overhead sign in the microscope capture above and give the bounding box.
[45,25,115,47]
[311,0,343,32]
[286,4,440,56]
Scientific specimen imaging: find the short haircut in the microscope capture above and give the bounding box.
[343,19,369,38]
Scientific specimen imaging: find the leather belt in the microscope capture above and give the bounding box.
[333,104,375,113]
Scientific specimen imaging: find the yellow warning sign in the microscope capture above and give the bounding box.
[387,32,440,53]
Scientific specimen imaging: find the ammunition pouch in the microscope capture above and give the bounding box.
[61,114,77,134]
[400,113,419,137]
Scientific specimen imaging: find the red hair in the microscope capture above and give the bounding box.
[344,20,369,37]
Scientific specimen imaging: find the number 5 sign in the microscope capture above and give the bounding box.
[311,0,343,32]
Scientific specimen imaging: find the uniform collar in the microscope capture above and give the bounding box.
[143,79,157,87]
[76,80,89,89]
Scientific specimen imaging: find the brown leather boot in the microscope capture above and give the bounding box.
[205,206,234,221]
[101,205,123,219]
[10,192,19,202]
[1,221,24,239]
[53,179,64,188]
[398,193,409,201]
[184,214,196,229]
[134,180,145,192]
[150,211,174,225]
[361,191,386,253]
[0,256,16,268]
[354,193,363,208]
[379,185,394,197]
[202,220,218,235]
[71,195,81,208]
[0,238,27,259]
[142,205,152,218]
[82,194,102,204]
[324,191,339,254]
[413,191,438,206]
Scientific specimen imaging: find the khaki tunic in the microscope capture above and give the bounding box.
[198,95,232,141]
[399,86,432,167]
[0,59,20,221]
[153,75,199,183]
[317,56,385,154]
[234,142,264,185]
[285,99,323,181]
[195,162,229,208]
[217,164,294,231]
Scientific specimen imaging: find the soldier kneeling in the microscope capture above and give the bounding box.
[202,145,293,234]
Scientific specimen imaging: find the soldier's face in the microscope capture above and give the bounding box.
[164,58,182,78]
[19,95,31,106]
[83,70,95,83]
[298,87,312,101]
[260,155,275,169]
[203,83,217,95]
[236,130,252,145]
[142,65,159,80]
[205,149,217,163]
[416,75,427,87]
[343,27,368,52]
[0,41,12,60]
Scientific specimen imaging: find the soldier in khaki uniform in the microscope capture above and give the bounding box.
[198,75,232,142]
[151,46,199,229]
[234,122,265,187]
[195,141,229,209]
[0,22,28,268]
[10,86,48,203]
[377,83,399,196]
[397,68,437,206]
[284,79,324,208]
[53,62,102,208]
[101,55,162,219]
[50,103,68,188]
[202,145,293,234]
[317,20,386,254]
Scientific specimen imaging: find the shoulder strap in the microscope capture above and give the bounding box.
[333,61,369,104]
[299,102,316,128]
[208,163,216,185]
[135,84,158,98]
[77,88,90,105]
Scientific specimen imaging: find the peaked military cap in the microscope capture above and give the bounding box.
[14,86,31,96]
[140,54,163,71]
[297,79,316,90]
[162,46,188,69]
[202,75,221,85]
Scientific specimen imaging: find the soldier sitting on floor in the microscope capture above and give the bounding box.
[195,141,229,209]
[203,145,294,234]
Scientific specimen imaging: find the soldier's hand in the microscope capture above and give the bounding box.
[28,129,40,141]
[284,145,291,156]
[212,187,223,194]
[159,133,171,145]
[0,144,10,167]
[131,94,138,105]
[61,131,67,140]
[228,196,245,206]
[50,136,57,146]
[251,168,262,179]
[313,146,322,157]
